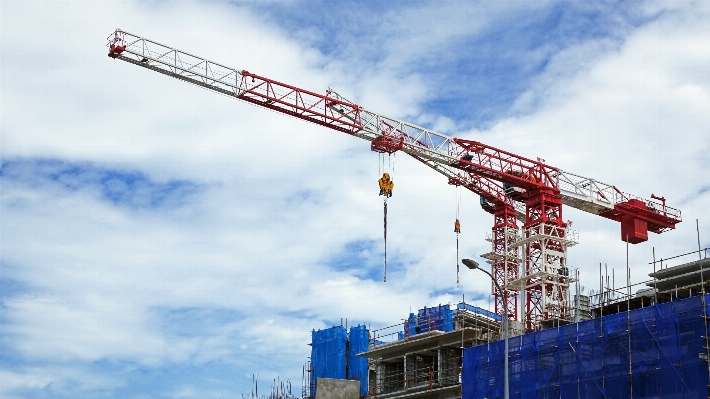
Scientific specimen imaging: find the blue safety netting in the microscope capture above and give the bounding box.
[403,303,502,340]
[310,325,370,398]
[310,326,347,398]
[348,325,369,397]
[404,304,456,337]
[463,295,710,399]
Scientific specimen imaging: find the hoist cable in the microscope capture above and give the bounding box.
[457,188,462,223]
[456,234,460,286]
[384,199,388,283]
[455,185,461,286]
[377,171,393,282]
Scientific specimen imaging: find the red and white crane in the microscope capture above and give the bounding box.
[107,29,681,331]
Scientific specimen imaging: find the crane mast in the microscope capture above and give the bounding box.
[108,29,681,331]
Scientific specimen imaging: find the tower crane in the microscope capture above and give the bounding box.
[107,29,682,331]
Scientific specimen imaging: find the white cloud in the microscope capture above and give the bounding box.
[467,1,710,291]
[2,1,709,398]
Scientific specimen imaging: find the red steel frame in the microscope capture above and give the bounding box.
[446,172,521,321]
[108,29,683,329]
[492,205,520,321]
[240,71,527,322]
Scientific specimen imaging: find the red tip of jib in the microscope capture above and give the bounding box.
[108,45,126,58]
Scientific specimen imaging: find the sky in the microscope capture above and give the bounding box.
[1,0,709,398]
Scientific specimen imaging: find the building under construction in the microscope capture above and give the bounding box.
[305,250,710,399]
[104,29,705,399]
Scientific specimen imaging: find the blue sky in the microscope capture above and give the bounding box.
[2,1,709,398]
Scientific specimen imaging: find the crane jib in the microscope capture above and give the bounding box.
[106,29,681,244]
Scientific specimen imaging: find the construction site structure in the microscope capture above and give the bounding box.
[106,29,682,332]
[305,303,504,399]
[304,248,710,399]
[464,293,710,399]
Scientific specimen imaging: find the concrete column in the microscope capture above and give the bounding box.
[437,348,442,385]
[403,354,407,391]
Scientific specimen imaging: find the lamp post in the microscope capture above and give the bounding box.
[462,257,509,399]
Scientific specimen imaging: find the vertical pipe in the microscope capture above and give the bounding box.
[697,220,710,399]
[503,312,509,399]
[599,262,604,330]
[461,294,465,348]
[437,348,442,386]
[600,290,605,393]
[504,226,508,322]
[604,263,611,303]
[653,247,658,304]
[698,219,705,294]
[520,244,525,328]
[575,268,580,323]
[576,322,581,399]
[626,236,633,398]
[403,354,407,391]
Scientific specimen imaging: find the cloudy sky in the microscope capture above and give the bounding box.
[1,1,709,398]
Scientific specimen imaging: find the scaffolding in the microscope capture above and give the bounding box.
[363,303,504,399]
[508,223,578,331]
[304,247,710,399]
[463,294,710,399]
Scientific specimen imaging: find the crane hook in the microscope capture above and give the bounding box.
[378,173,394,197]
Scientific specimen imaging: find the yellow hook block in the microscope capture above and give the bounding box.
[378,173,394,198]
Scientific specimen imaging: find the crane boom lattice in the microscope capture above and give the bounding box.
[107,29,682,331]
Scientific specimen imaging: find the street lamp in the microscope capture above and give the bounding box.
[462,257,509,399]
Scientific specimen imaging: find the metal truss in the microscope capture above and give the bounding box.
[108,28,684,331]
[107,29,682,242]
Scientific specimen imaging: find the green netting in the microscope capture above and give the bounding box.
[463,295,710,399]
